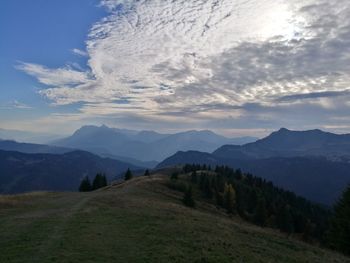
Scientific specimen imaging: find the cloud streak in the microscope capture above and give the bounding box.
[0,100,32,110]
[16,0,350,133]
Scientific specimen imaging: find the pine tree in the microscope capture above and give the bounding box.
[92,174,99,190]
[191,171,197,183]
[92,173,107,190]
[183,186,195,208]
[203,176,213,199]
[254,197,268,226]
[171,171,178,180]
[124,168,133,181]
[144,169,150,176]
[79,176,92,192]
[327,185,350,255]
[223,183,236,214]
[215,190,224,207]
[102,174,107,187]
[278,205,294,234]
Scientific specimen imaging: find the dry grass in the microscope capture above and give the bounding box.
[0,175,349,263]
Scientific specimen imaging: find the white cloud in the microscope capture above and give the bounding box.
[16,0,350,132]
[71,48,88,57]
[17,62,91,87]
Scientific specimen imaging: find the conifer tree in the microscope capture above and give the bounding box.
[254,197,268,226]
[79,176,92,192]
[124,168,133,181]
[144,169,150,176]
[183,186,195,208]
[203,176,214,199]
[224,183,236,214]
[92,173,107,190]
[215,190,224,207]
[327,185,350,255]
[278,205,294,234]
[171,171,178,180]
[101,174,107,187]
[191,171,197,183]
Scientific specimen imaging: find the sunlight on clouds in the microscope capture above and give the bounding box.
[17,0,350,129]
[259,3,304,41]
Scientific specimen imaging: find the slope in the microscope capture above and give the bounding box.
[0,150,140,194]
[0,175,348,263]
[0,140,73,154]
[157,151,350,205]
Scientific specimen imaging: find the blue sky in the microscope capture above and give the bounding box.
[1,0,350,137]
[0,0,106,133]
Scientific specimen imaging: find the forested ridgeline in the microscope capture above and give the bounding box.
[170,164,331,243]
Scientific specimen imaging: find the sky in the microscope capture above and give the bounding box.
[1,0,350,137]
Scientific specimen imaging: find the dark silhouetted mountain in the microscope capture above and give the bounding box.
[53,125,257,162]
[159,151,218,167]
[0,139,156,169]
[158,128,350,205]
[0,150,140,194]
[214,128,350,160]
[0,140,73,154]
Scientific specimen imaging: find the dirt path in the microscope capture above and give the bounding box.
[33,193,93,261]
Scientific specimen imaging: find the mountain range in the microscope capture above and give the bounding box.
[158,128,350,205]
[0,128,62,144]
[2,126,350,205]
[0,149,140,194]
[52,125,257,164]
[214,128,350,161]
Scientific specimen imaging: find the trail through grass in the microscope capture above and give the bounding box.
[0,175,349,263]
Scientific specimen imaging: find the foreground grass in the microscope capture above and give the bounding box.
[0,175,348,263]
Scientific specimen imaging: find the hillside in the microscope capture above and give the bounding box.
[157,128,350,205]
[0,140,73,155]
[53,125,257,163]
[0,150,139,194]
[158,151,350,205]
[0,174,348,263]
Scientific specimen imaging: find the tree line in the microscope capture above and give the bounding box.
[79,173,108,192]
[79,168,151,191]
[175,164,350,252]
[180,164,350,255]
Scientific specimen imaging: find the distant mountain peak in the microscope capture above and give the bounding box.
[277,127,290,133]
[53,125,257,162]
[275,127,327,135]
[267,128,330,141]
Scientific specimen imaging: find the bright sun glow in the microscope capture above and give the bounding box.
[259,4,303,41]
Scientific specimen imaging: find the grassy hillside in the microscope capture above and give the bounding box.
[0,174,348,263]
